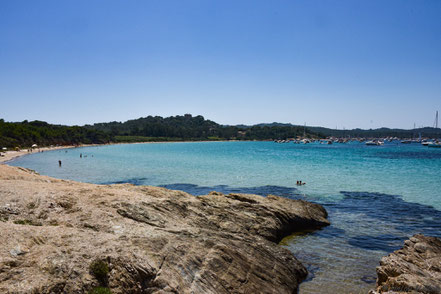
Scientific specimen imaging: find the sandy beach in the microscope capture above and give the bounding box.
[0,143,133,164]
[0,140,239,165]
[0,145,89,164]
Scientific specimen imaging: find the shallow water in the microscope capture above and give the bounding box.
[9,141,441,293]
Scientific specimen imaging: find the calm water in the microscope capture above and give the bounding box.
[9,141,441,293]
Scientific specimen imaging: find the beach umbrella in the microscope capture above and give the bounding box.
[32,144,38,148]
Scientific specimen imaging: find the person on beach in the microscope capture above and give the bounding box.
[58,160,62,167]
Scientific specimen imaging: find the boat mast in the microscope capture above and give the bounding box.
[436,111,439,129]
[413,122,416,139]
[303,122,306,138]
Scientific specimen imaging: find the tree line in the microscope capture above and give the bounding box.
[86,115,318,141]
[4,115,440,149]
[0,115,320,148]
[308,126,441,139]
[0,119,110,148]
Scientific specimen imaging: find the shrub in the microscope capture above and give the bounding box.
[13,219,42,226]
[89,259,109,285]
[88,287,112,294]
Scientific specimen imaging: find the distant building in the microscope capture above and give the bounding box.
[184,114,192,118]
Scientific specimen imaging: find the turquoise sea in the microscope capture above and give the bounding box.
[9,141,441,293]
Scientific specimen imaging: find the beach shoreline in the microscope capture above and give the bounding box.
[0,145,75,164]
[0,140,246,165]
[0,144,104,164]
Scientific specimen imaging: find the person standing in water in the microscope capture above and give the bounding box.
[58,160,62,167]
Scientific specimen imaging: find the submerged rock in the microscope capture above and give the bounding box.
[0,165,329,293]
[370,234,441,294]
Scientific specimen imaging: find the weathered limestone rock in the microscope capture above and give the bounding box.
[0,165,329,293]
[370,234,441,294]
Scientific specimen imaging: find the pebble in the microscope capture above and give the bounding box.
[10,246,27,257]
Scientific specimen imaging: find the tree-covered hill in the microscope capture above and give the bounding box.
[86,114,318,141]
[0,115,321,148]
[235,122,441,139]
[307,126,441,139]
[86,115,220,139]
[4,114,439,149]
[0,119,110,148]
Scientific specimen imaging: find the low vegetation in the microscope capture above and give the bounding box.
[13,219,42,226]
[113,135,184,142]
[88,287,112,294]
[89,259,109,286]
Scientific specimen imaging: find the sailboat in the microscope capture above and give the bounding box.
[427,111,440,147]
[428,141,441,148]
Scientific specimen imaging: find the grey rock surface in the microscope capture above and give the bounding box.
[370,234,441,294]
[0,165,329,293]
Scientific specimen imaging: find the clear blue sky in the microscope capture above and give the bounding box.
[1,0,440,129]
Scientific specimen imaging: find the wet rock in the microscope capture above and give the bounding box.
[370,234,441,294]
[0,164,329,293]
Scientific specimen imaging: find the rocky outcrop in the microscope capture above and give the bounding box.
[0,165,329,294]
[370,234,441,294]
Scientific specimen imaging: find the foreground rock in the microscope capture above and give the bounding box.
[0,165,329,293]
[370,234,441,294]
